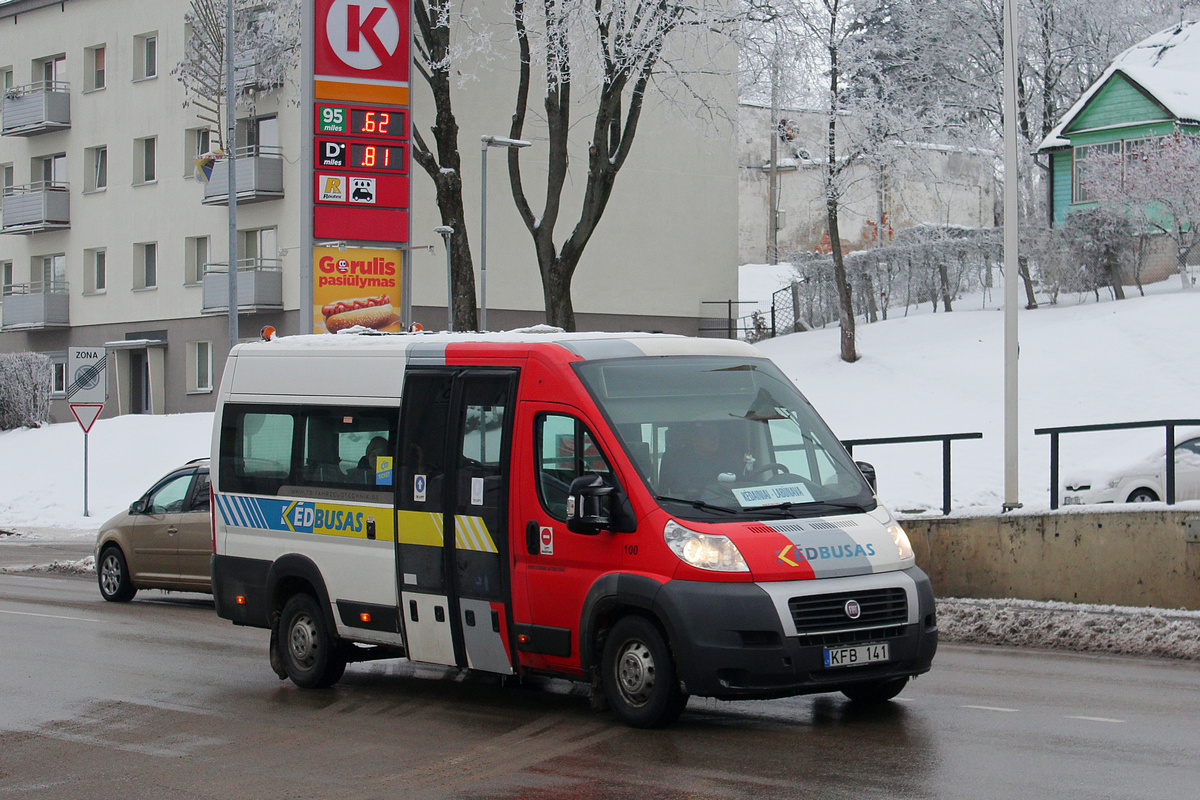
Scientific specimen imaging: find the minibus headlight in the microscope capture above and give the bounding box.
[663,520,749,572]
[887,522,914,560]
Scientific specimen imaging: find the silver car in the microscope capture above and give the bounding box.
[95,459,212,601]
[1062,435,1200,505]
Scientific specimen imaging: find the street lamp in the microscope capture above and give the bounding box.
[434,225,454,331]
[480,135,532,331]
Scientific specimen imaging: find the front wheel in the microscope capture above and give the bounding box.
[601,616,688,728]
[97,546,137,602]
[277,593,346,688]
[841,676,909,704]
[1126,488,1158,503]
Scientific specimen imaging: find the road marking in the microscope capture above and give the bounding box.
[0,608,101,623]
[1066,715,1124,723]
[961,705,1020,713]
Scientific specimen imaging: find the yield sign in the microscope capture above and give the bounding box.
[70,403,104,434]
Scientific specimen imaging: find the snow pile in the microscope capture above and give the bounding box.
[938,598,1200,661]
[0,412,213,534]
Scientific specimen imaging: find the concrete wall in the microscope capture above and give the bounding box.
[903,509,1200,610]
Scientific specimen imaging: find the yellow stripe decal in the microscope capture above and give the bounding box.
[455,515,498,553]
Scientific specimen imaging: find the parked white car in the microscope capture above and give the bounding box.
[1063,433,1200,505]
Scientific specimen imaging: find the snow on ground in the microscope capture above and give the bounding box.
[0,412,212,537]
[2,274,1199,660]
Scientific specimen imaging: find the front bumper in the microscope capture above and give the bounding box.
[652,567,938,700]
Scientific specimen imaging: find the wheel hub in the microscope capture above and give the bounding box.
[100,556,121,595]
[616,640,656,707]
[288,614,319,667]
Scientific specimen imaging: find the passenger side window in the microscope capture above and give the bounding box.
[301,408,397,487]
[536,414,612,519]
[146,473,194,515]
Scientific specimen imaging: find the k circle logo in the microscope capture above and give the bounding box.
[327,0,401,71]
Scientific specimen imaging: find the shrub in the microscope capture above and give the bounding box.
[0,353,51,430]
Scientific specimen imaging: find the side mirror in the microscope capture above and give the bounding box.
[566,474,614,535]
[855,461,877,494]
[129,499,148,514]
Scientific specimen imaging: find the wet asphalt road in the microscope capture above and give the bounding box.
[1,559,1199,799]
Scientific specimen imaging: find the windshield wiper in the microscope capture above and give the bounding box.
[654,495,740,514]
[751,499,872,516]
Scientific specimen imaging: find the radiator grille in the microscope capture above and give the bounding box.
[788,587,908,645]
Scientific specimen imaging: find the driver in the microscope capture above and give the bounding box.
[660,423,745,497]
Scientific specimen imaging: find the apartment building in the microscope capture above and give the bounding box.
[1,0,739,421]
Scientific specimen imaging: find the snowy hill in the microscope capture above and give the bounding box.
[1,282,1198,538]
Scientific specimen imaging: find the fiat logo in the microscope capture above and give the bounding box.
[844,599,862,620]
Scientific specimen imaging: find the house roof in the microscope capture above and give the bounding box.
[1038,20,1200,151]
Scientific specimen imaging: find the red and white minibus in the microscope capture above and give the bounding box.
[210,330,936,727]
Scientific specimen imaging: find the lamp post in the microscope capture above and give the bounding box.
[434,225,454,331]
[479,135,532,331]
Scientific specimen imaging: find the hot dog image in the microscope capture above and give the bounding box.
[321,294,401,333]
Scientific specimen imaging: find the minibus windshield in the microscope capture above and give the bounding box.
[574,356,875,518]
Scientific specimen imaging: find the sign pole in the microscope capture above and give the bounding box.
[83,430,89,517]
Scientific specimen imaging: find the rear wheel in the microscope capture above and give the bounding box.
[98,546,137,602]
[277,593,346,688]
[601,616,688,728]
[1126,488,1158,503]
[841,676,909,704]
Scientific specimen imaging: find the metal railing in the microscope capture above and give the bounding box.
[202,257,283,275]
[2,279,69,296]
[842,432,984,515]
[6,181,70,195]
[1035,419,1200,509]
[3,80,70,99]
[698,299,758,338]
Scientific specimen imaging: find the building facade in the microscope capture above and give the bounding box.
[1038,20,1200,284]
[738,103,997,265]
[1,0,739,421]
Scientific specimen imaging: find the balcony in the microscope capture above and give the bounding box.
[2,182,70,234]
[202,146,284,205]
[201,259,284,314]
[1,280,70,330]
[2,81,71,136]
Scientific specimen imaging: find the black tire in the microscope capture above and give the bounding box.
[97,546,137,602]
[277,593,346,689]
[601,616,688,728]
[841,676,909,704]
[1126,488,1158,503]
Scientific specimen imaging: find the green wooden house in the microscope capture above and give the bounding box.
[1039,21,1200,280]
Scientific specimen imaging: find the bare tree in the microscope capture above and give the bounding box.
[411,0,487,330]
[505,0,738,330]
[174,0,302,150]
[1085,130,1200,290]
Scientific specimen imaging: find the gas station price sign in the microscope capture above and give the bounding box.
[318,104,407,138]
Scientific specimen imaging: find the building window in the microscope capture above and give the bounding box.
[2,66,13,91]
[188,341,213,392]
[134,33,158,80]
[1,260,12,297]
[185,236,210,285]
[36,153,66,187]
[85,146,107,192]
[85,248,106,293]
[36,253,66,289]
[134,137,156,184]
[134,242,157,289]
[239,114,279,154]
[36,55,66,86]
[1,163,12,197]
[52,360,67,396]
[185,127,212,177]
[239,226,278,264]
[85,45,106,91]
